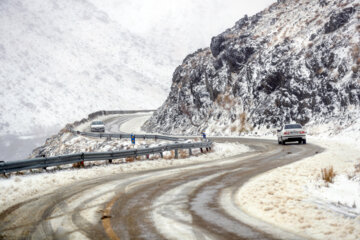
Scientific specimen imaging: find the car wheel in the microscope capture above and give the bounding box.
[281,138,285,145]
[298,140,301,144]
[303,140,307,144]
[278,138,281,144]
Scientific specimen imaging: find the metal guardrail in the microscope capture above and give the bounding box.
[1,110,212,174]
[71,129,181,141]
[68,109,180,141]
[0,141,212,174]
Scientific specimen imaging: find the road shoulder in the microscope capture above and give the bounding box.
[235,138,360,240]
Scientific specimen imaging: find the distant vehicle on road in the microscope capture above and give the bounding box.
[90,121,105,132]
[277,123,306,145]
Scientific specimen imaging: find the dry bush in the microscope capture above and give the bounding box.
[73,161,85,168]
[223,95,232,104]
[239,112,247,133]
[321,166,336,185]
[125,157,135,162]
[230,125,237,132]
[308,42,313,48]
[305,51,312,58]
[164,151,175,160]
[216,94,234,110]
[179,150,188,158]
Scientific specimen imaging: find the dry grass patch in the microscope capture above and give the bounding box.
[179,150,188,158]
[230,125,237,132]
[164,151,175,160]
[125,157,135,162]
[238,112,247,133]
[321,166,336,186]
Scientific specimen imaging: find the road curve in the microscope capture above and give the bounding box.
[0,136,322,240]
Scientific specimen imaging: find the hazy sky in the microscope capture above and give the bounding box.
[88,0,276,59]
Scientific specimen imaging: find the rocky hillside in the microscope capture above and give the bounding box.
[143,0,360,135]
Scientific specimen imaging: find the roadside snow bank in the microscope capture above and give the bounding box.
[309,174,360,218]
[236,137,360,240]
[0,142,249,213]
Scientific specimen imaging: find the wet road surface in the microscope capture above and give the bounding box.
[0,137,322,240]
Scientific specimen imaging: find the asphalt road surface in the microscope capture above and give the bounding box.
[0,115,322,240]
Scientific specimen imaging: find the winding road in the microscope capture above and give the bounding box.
[0,114,323,240]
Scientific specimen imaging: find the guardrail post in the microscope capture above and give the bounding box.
[108,159,112,163]
[189,148,192,156]
[175,149,178,159]
[160,152,163,158]
[81,153,85,167]
[206,147,209,152]
[107,135,111,141]
[200,148,203,153]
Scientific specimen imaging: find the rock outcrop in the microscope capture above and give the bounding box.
[143,0,360,135]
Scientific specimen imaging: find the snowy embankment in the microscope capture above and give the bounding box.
[0,142,249,213]
[31,113,157,158]
[236,137,360,240]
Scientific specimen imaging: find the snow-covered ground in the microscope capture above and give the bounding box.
[236,136,360,240]
[0,142,250,213]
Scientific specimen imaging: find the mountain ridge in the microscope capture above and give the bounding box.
[143,0,360,136]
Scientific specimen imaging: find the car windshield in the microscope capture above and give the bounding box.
[285,124,302,129]
[92,121,103,125]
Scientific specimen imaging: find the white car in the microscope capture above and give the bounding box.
[90,121,105,132]
[277,123,306,145]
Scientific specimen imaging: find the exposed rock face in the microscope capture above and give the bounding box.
[143,0,360,135]
[324,7,356,33]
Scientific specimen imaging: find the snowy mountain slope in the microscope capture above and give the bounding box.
[0,0,275,137]
[0,0,170,136]
[143,0,360,136]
